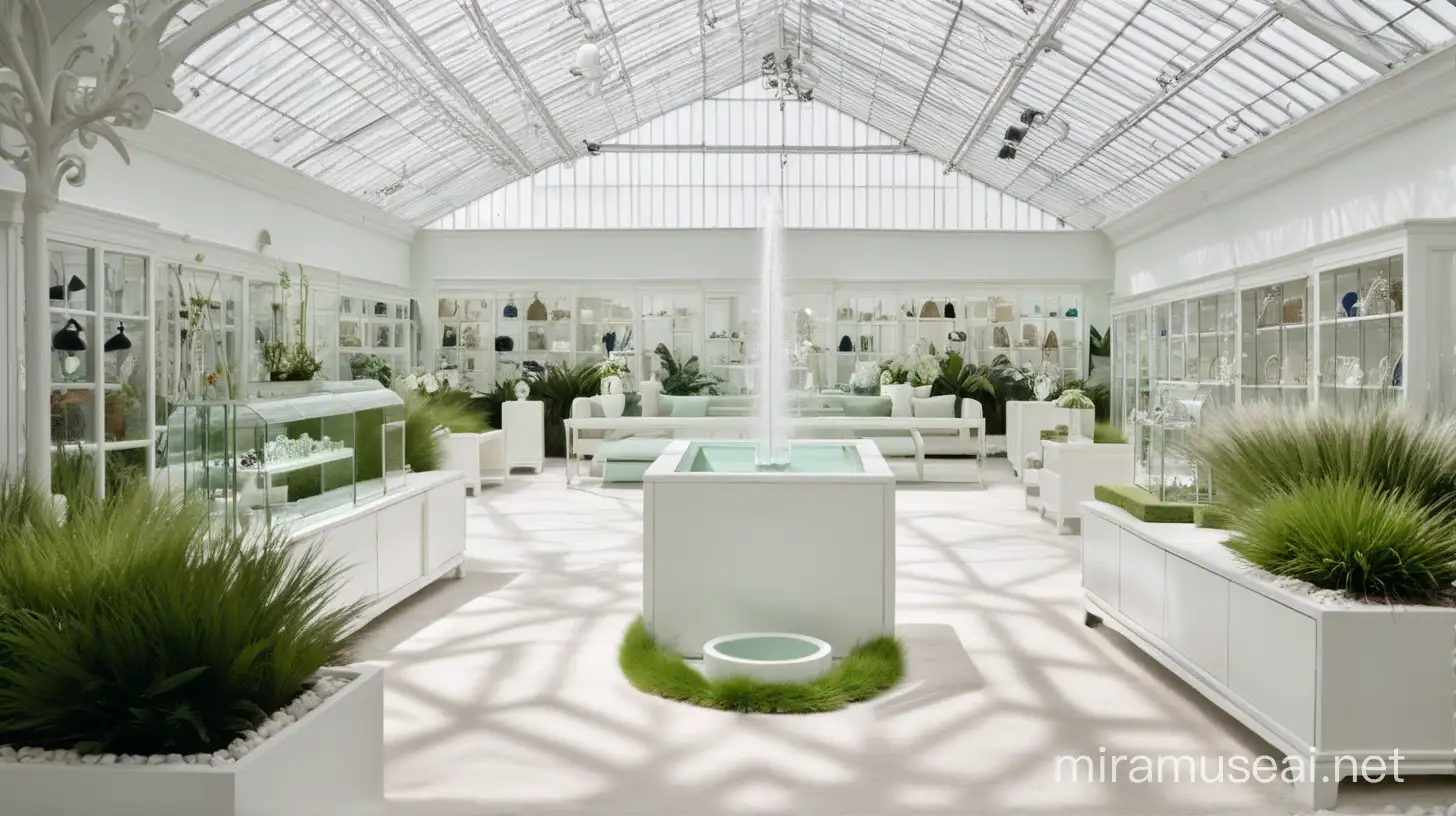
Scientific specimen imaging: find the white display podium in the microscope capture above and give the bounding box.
[502,399,545,474]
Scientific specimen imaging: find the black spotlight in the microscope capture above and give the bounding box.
[997,144,1018,160]
[1019,108,1045,126]
[1003,124,1028,143]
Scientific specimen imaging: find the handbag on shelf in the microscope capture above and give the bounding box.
[494,335,514,352]
[373,301,387,316]
[1043,330,1059,350]
[439,299,458,318]
[1282,297,1305,324]
[947,330,967,343]
[526,294,548,321]
[838,335,853,352]
[992,325,1011,348]
[919,300,941,319]
[943,301,956,319]
[1021,323,1039,347]
[992,299,1014,324]
[503,301,518,318]
[441,326,458,348]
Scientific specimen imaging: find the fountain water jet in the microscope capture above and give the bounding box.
[755,195,792,468]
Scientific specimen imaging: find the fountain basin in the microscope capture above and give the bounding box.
[702,632,832,683]
[643,440,895,657]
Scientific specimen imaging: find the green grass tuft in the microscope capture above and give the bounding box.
[1227,479,1456,604]
[1093,422,1127,444]
[1094,483,1195,523]
[619,619,903,714]
[0,481,360,755]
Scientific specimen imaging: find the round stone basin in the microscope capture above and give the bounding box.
[702,633,832,684]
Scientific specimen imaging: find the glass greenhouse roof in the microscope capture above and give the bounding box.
[166,0,1456,228]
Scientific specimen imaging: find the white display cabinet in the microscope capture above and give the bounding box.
[48,238,156,496]
[639,292,701,380]
[704,293,751,394]
[1109,220,1456,431]
[434,294,491,389]
[576,292,636,380]
[341,292,411,385]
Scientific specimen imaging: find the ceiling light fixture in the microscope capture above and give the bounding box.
[996,108,1043,161]
[761,49,819,106]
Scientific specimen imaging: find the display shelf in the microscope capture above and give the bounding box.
[248,447,355,476]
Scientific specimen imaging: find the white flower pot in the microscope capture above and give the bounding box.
[912,385,932,399]
[703,633,832,684]
[881,383,912,417]
[596,393,626,418]
[0,665,385,816]
[601,375,622,395]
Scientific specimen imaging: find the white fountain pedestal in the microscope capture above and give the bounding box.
[642,440,896,658]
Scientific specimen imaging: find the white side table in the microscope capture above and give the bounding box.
[502,400,545,474]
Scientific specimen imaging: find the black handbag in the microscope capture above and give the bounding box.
[442,326,458,348]
[494,335,514,352]
[52,318,86,351]
[944,301,956,319]
[373,301,387,315]
[503,301,518,318]
[104,324,131,352]
[838,335,853,352]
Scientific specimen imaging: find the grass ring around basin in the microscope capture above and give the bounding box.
[619,618,904,714]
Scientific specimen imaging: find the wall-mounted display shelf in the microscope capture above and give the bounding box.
[48,239,155,497]
[427,283,1092,396]
[1316,254,1403,409]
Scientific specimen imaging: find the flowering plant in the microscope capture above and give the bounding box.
[902,339,946,386]
[399,368,465,396]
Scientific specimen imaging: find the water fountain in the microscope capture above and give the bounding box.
[641,195,898,660]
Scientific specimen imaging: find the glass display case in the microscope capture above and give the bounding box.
[343,293,411,384]
[1317,254,1403,410]
[639,292,700,382]
[434,295,490,389]
[1133,383,1213,504]
[164,382,405,533]
[703,293,749,394]
[1241,276,1310,406]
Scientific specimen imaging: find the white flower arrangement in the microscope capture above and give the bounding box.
[399,368,464,396]
[902,339,946,387]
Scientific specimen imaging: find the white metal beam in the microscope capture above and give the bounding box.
[458,0,576,162]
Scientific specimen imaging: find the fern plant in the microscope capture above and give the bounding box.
[0,482,359,755]
[654,344,723,396]
[931,352,993,416]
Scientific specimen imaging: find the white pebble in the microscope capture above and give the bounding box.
[209,756,226,767]
[166,754,184,765]
[228,745,247,760]
[61,750,79,764]
[81,754,99,765]
[40,750,53,762]
[99,754,116,765]
[146,754,166,766]
[17,747,39,759]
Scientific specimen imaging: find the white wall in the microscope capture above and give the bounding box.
[416,227,1111,283]
[0,131,413,287]
[1115,104,1456,297]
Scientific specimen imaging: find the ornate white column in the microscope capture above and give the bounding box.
[0,0,280,483]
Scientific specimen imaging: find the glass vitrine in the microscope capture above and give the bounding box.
[164,382,405,533]
[1317,254,1403,410]
[1240,277,1310,406]
[1133,383,1213,504]
[435,295,491,389]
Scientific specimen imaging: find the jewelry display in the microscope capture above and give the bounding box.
[240,434,347,470]
[1357,277,1392,316]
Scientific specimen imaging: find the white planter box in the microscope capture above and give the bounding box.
[0,665,385,816]
[643,440,896,657]
[1081,501,1456,809]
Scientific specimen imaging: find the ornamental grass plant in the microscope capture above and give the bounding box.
[1193,404,1456,603]
[0,478,359,756]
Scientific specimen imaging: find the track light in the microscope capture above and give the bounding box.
[1003,124,1028,143]
[997,144,1018,160]
[1019,108,1045,126]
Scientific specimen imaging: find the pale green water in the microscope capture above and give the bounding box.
[682,442,863,474]
[711,635,823,661]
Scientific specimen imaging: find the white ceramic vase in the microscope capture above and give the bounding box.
[912,385,933,399]
[882,383,912,417]
[602,375,623,395]
[597,393,626,418]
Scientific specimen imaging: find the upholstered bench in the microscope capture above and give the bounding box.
[596,437,675,484]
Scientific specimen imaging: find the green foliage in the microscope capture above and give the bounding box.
[0,482,358,755]
[1193,503,1235,530]
[931,352,994,416]
[528,361,604,457]
[404,391,487,472]
[349,354,393,387]
[477,378,521,431]
[50,445,146,507]
[1089,325,1112,358]
[1055,388,1095,409]
[1228,479,1456,603]
[1193,404,1456,514]
[1059,378,1111,421]
[618,619,903,714]
[1094,483,1196,523]
[654,344,723,396]
[1093,422,1126,444]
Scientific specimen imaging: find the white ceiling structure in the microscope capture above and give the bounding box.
[167,0,1456,228]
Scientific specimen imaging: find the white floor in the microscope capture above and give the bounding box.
[356,458,1456,816]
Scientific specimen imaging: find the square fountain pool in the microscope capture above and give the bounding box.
[643,439,895,657]
[679,441,864,474]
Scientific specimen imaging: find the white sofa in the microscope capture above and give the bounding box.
[1006,401,1096,477]
[441,429,507,495]
[1038,439,1133,533]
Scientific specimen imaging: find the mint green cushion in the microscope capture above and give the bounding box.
[598,438,674,461]
[708,406,754,417]
[656,394,677,416]
[912,395,956,418]
[603,459,654,483]
[842,397,891,417]
[671,396,711,417]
